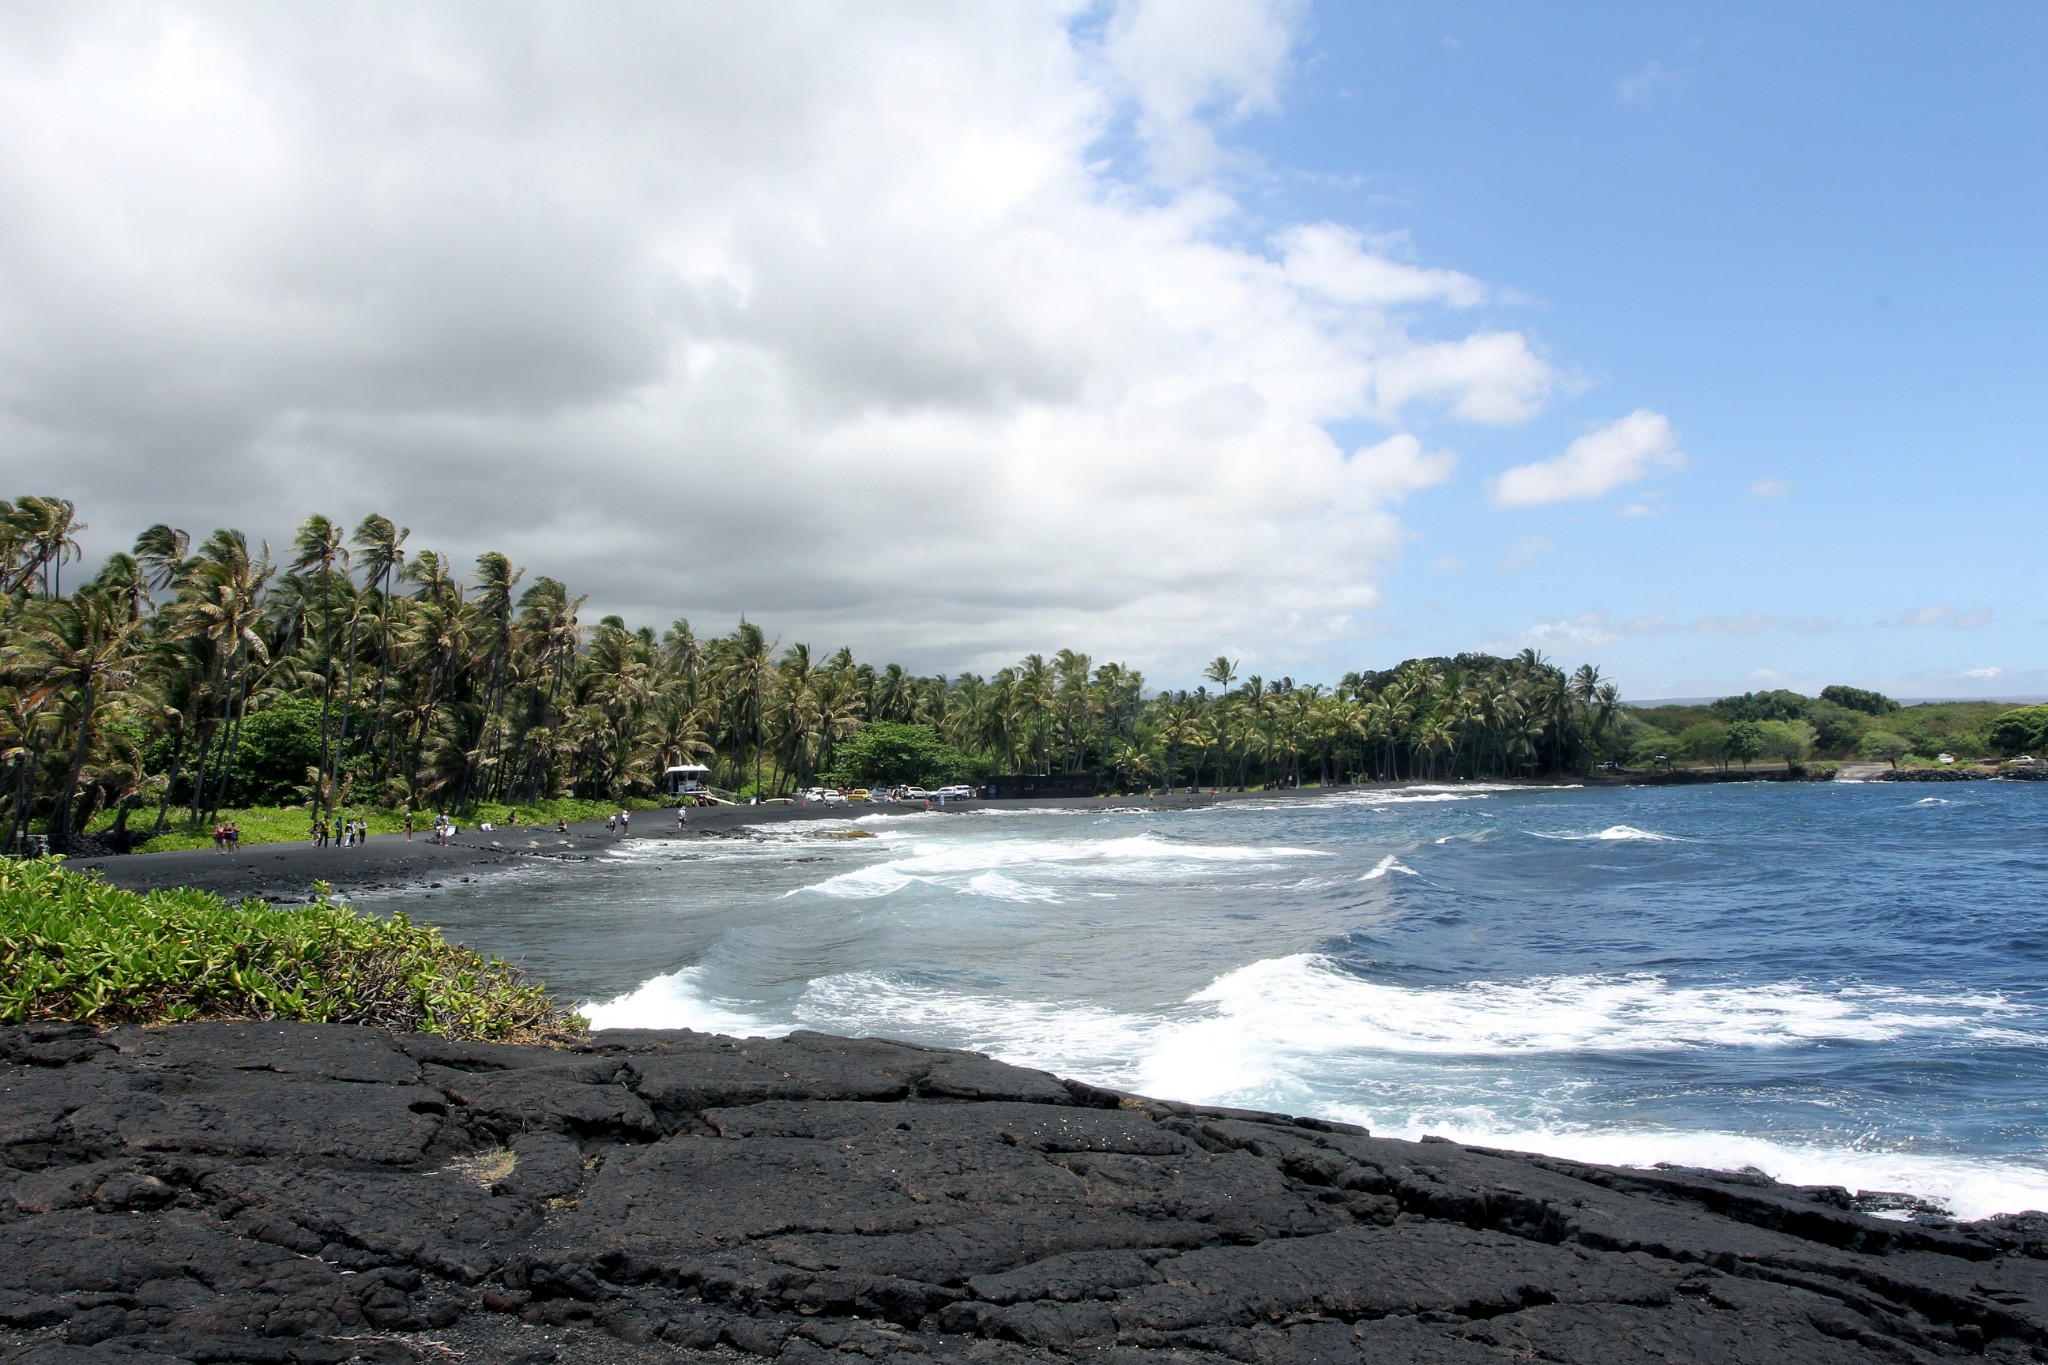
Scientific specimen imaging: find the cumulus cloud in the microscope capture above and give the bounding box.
[1746,478,1794,499]
[1490,410,1684,507]
[1101,0,1304,180]
[0,1,1573,678]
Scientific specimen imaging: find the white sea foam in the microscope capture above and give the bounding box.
[1124,956,2029,1108]
[1360,855,1419,881]
[1336,1120,2048,1224]
[1532,824,1683,842]
[785,832,1328,899]
[960,871,1062,903]
[1915,797,1951,806]
[582,965,779,1036]
[794,972,1156,1081]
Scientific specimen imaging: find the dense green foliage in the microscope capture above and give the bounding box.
[1986,705,2048,758]
[0,858,574,1038]
[1,497,1629,852]
[1628,688,2027,765]
[1819,684,1901,717]
[825,723,974,788]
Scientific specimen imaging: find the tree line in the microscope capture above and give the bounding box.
[1,496,1625,852]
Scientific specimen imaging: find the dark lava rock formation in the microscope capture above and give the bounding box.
[4,1021,2046,1363]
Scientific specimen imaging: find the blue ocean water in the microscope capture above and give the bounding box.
[371,780,2048,1219]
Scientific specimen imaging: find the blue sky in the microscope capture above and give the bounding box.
[1227,2,2047,698]
[1,2,2038,701]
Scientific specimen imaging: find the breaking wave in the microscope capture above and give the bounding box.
[1532,824,1684,842]
[1360,855,1420,881]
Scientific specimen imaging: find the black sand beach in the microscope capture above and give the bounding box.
[63,793,1235,903]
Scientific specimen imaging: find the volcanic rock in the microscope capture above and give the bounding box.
[2,1019,2044,1362]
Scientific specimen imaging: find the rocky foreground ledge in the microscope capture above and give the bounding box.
[3,1023,2046,1365]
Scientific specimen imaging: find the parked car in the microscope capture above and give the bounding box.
[848,788,872,802]
[899,786,934,801]
[936,784,976,800]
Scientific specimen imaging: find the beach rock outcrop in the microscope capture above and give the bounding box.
[3,1020,2045,1363]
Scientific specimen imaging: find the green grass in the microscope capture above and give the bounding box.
[0,857,582,1040]
[93,795,674,853]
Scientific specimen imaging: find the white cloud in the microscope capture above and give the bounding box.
[1746,478,1794,499]
[1965,666,2006,678]
[1524,612,1618,649]
[1102,0,1304,181]
[1430,554,1463,573]
[1277,223,1486,307]
[1614,501,1659,517]
[1519,608,1830,646]
[1896,606,1993,630]
[1490,410,1684,507]
[0,1,1577,678]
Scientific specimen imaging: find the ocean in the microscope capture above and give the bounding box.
[366,779,2048,1221]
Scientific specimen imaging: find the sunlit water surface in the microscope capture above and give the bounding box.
[359,781,2048,1220]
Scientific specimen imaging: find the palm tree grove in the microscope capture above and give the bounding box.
[1,496,1630,854]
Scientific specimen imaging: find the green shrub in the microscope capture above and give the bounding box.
[1987,705,2048,757]
[0,858,580,1040]
[824,722,975,788]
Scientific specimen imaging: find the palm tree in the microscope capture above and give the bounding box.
[6,496,87,598]
[291,515,350,814]
[172,530,275,822]
[351,514,409,776]
[0,590,143,849]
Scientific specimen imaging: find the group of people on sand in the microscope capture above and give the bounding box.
[603,809,632,837]
[311,816,372,849]
[210,822,241,853]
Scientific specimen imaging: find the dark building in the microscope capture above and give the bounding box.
[983,772,1099,799]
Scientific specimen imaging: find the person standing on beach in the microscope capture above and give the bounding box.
[605,812,616,836]
[404,811,414,842]
[619,809,630,836]
[676,804,687,830]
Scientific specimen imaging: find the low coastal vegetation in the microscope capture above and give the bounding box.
[2,494,2040,854]
[115,795,671,854]
[0,857,574,1039]
[1621,687,2035,771]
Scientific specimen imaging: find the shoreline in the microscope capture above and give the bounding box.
[65,771,1835,903]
